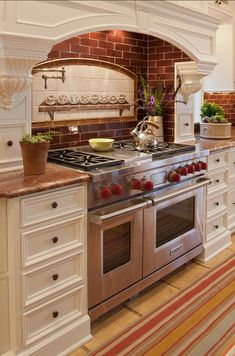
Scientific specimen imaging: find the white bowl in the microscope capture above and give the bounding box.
[89,138,114,152]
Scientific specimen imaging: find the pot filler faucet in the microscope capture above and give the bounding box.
[41,66,66,89]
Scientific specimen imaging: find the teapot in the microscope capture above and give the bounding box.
[131,117,160,152]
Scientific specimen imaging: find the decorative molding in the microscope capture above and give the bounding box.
[0,34,54,109]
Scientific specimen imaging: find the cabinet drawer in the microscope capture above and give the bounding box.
[0,124,26,163]
[206,214,227,242]
[21,186,85,227]
[227,189,235,217]
[21,216,85,267]
[207,192,227,218]
[228,149,235,182]
[22,287,82,345]
[22,254,82,306]
[207,170,227,195]
[178,114,193,137]
[208,152,227,172]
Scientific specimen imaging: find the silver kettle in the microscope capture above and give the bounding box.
[131,117,160,151]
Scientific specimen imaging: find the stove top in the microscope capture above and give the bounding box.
[48,140,196,171]
[48,148,125,171]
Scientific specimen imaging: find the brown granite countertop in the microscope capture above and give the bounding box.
[183,127,235,152]
[0,163,89,198]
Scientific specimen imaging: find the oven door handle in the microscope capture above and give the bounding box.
[89,200,151,224]
[152,178,212,205]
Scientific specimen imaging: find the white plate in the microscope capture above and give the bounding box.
[58,95,68,105]
[69,95,79,105]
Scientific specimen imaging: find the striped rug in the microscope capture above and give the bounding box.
[90,256,235,356]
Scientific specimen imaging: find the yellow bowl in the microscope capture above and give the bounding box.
[89,138,114,152]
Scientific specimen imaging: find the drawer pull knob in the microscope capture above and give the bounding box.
[214,202,219,206]
[7,140,13,147]
[232,203,235,205]
[52,311,59,318]
[215,179,220,183]
[52,273,59,281]
[52,236,58,243]
[184,123,189,126]
[214,225,219,229]
[216,159,220,163]
[51,201,58,209]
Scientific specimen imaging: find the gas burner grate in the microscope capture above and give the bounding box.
[48,149,124,171]
[112,141,136,151]
[152,143,195,159]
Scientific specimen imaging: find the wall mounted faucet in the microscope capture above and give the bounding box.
[39,66,66,89]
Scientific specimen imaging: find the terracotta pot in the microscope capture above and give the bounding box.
[20,141,49,175]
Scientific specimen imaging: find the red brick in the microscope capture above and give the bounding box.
[70,45,90,54]
[99,40,114,49]
[157,59,172,66]
[81,132,98,140]
[47,51,60,59]
[115,58,130,66]
[115,43,130,51]
[107,34,123,43]
[122,37,137,46]
[107,49,122,57]
[90,32,107,40]
[165,52,182,59]
[157,46,173,53]
[60,52,79,58]
[98,56,115,63]
[98,130,114,137]
[81,38,98,47]
[90,47,107,56]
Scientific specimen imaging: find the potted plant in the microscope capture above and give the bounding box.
[135,75,182,141]
[20,132,54,175]
[200,101,231,139]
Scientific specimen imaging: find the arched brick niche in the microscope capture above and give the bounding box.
[32,30,191,145]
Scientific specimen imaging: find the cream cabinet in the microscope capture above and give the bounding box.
[228,147,235,232]
[1,183,91,356]
[0,200,10,355]
[199,149,231,261]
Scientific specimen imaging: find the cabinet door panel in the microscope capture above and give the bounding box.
[0,278,10,354]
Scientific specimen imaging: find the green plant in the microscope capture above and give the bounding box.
[200,101,228,123]
[21,132,54,144]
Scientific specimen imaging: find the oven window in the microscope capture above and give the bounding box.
[103,222,131,274]
[156,196,195,247]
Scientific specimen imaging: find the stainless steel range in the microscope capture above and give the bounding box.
[48,141,211,320]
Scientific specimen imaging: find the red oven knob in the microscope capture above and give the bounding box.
[168,171,181,183]
[111,183,123,196]
[193,162,201,171]
[185,164,195,174]
[176,166,188,176]
[143,180,154,191]
[198,161,207,170]
[130,178,142,190]
[100,186,112,199]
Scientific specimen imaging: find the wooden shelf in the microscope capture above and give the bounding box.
[38,102,132,120]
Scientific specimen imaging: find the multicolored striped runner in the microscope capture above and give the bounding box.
[90,256,235,356]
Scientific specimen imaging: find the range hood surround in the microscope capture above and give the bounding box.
[0,1,220,103]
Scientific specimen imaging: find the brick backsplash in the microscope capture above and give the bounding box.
[35,30,191,145]
[204,92,235,125]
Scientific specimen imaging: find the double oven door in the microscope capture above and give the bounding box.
[88,178,209,310]
[143,181,206,277]
[88,199,147,308]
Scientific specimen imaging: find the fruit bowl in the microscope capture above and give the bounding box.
[89,138,114,152]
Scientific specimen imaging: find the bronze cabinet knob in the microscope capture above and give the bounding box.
[51,201,58,209]
[52,274,59,281]
[7,140,13,146]
[52,236,58,243]
[52,311,59,318]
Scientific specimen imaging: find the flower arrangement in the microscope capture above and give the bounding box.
[135,75,182,117]
[200,101,228,123]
